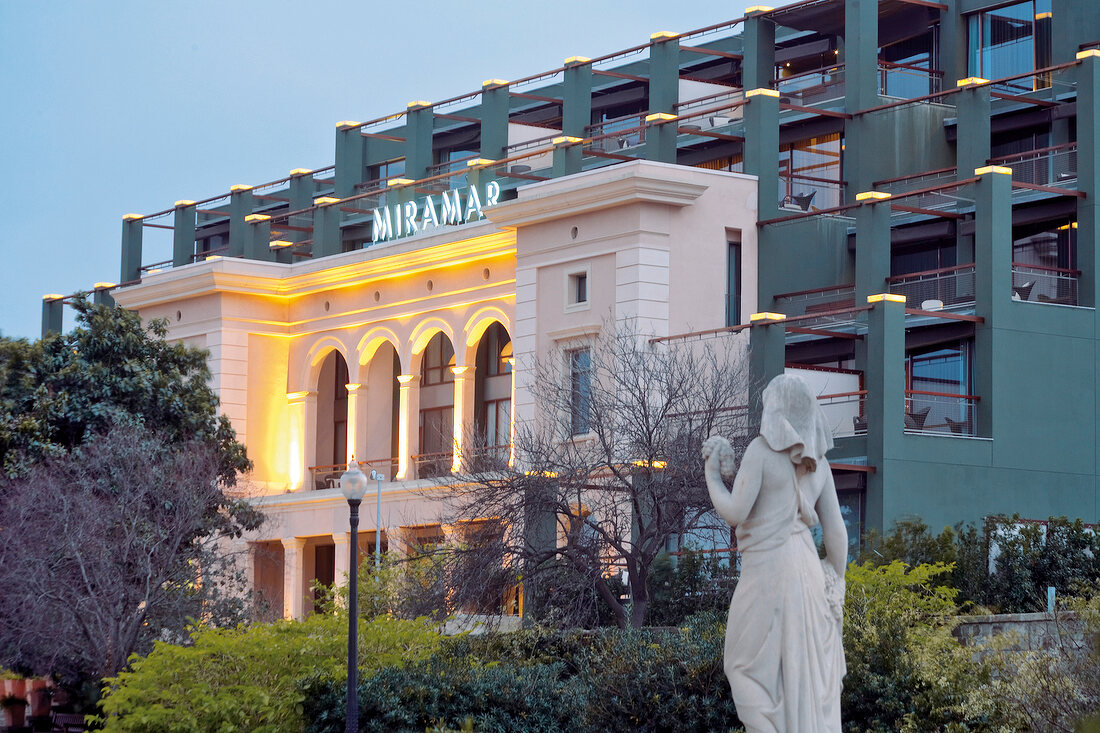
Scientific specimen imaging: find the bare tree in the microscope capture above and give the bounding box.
[0,423,262,683]
[437,321,752,629]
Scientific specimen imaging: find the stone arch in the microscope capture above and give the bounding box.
[298,335,351,393]
[406,317,458,373]
[354,325,403,383]
[461,305,514,368]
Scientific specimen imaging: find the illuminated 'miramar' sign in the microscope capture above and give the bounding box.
[372,180,501,243]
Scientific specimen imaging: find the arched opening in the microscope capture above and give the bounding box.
[417,331,456,477]
[313,350,348,489]
[473,322,513,469]
[361,341,401,480]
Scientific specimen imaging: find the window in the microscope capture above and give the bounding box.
[480,322,513,377]
[481,398,512,448]
[778,133,842,210]
[905,341,974,434]
[727,238,741,327]
[421,332,455,386]
[569,348,592,436]
[968,0,1053,88]
[566,268,591,311]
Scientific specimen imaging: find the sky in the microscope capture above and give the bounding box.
[0,0,757,339]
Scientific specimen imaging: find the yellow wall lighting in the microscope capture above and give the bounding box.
[335,120,360,129]
[1077,49,1100,60]
[42,293,64,300]
[867,293,906,303]
[956,77,989,87]
[93,281,116,289]
[552,135,582,145]
[245,214,271,223]
[1035,11,1052,19]
[289,167,312,176]
[632,459,668,469]
[466,158,496,167]
[745,87,780,98]
[1057,222,1079,230]
[313,196,341,205]
[564,56,591,65]
[174,199,195,207]
[645,112,677,123]
[524,470,558,478]
[974,165,1012,176]
[855,191,891,201]
[482,78,509,88]
[386,178,415,187]
[744,5,774,14]
[269,240,293,249]
[123,213,143,220]
[750,311,786,321]
[650,31,679,40]
[230,184,253,192]
[407,100,432,109]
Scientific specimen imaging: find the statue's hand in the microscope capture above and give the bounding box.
[702,435,730,466]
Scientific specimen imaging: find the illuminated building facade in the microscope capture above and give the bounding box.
[43,0,1100,618]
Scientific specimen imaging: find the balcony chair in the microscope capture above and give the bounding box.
[904,406,931,430]
[852,415,868,433]
[1012,280,1035,301]
[944,416,967,434]
[509,164,532,174]
[781,190,816,211]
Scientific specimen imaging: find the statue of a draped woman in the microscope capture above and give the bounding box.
[703,374,847,733]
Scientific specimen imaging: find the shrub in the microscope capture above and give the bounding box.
[647,550,737,627]
[96,614,441,733]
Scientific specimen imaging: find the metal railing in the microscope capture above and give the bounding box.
[877,61,943,98]
[817,390,867,438]
[873,166,958,197]
[989,143,1077,188]
[308,463,345,491]
[412,451,454,479]
[1011,262,1080,306]
[887,264,976,309]
[779,172,845,211]
[904,390,978,436]
[773,65,845,108]
[774,283,855,317]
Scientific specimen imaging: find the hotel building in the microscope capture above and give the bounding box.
[44,0,1100,618]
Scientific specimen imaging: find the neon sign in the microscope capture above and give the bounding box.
[372,180,501,243]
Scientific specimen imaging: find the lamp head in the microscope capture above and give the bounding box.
[340,457,368,501]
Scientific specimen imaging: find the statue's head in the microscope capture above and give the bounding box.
[760,374,833,471]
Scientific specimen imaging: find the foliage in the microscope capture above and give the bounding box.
[864,516,1100,613]
[968,586,1100,732]
[842,561,996,732]
[0,296,249,482]
[0,424,262,684]
[96,613,442,733]
[303,613,741,733]
[647,549,738,627]
[443,320,751,628]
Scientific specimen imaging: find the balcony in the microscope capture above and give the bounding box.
[877,61,943,99]
[1012,262,1080,306]
[773,65,846,110]
[774,283,856,317]
[887,264,976,309]
[905,390,978,436]
[818,389,867,439]
[989,143,1077,190]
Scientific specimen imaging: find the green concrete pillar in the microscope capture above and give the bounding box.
[283,168,314,264]
[120,214,143,284]
[955,82,992,185]
[404,101,434,181]
[742,9,775,91]
[972,166,1013,437]
[92,283,115,308]
[313,196,342,258]
[645,32,680,164]
[172,200,197,268]
[854,194,893,304]
[1052,0,1098,66]
[1076,51,1100,309]
[748,315,787,428]
[744,88,780,220]
[480,80,510,161]
[553,57,592,177]
[41,295,63,338]
[938,0,970,90]
[843,0,878,112]
[335,121,365,198]
[227,184,254,258]
[864,295,906,532]
[244,214,274,261]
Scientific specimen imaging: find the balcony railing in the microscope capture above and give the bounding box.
[1012,262,1080,306]
[773,65,845,108]
[877,61,943,98]
[817,390,867,438]
[905,391,978,436]
[989,143,1077,188]
[774,283,855,317]
[887,264,976,309]
[412,451,455,479]
[779,172,845,211]
[308,463,345,491]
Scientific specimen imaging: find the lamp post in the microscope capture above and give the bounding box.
[339,457,368,733]
[369,470,385,567]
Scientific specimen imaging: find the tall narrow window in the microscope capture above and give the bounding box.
[569,348,592,436]
[727,239,742,327]
[968,0,1053,88]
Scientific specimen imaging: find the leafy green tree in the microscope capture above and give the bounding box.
[0,296,248,482]
[96,614,442,733]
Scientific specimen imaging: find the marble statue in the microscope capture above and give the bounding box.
[703,373,847,733]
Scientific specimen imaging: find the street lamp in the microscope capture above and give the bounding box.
[339,457,368,733]
[369,469,385,567]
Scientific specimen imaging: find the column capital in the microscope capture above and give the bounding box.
[397,374,418,386]
[281,536,307,551]
[345,382,363,392]
[450,365,475,377]
[332,532,350,545]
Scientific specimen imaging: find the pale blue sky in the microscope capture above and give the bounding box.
[0,1,753,339]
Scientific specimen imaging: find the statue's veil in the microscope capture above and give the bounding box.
[759,374,834,473]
